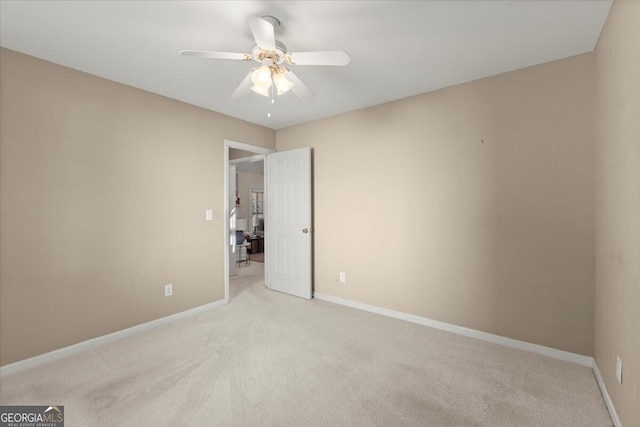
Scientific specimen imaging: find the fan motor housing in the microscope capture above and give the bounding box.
[251,40,288,65]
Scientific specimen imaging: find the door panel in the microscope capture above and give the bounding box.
[267,147,312,299]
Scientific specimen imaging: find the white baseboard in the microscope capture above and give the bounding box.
[314,292,624,425]
[314,293,593,366]
[0,299,227,377]
[592,359,623,427]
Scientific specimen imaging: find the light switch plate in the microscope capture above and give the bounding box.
[205,210,213,221]
[616,357,622,383]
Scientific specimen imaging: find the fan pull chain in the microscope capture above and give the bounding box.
[267,83,275,118]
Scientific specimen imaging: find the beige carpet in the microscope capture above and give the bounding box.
[0,263,612,426]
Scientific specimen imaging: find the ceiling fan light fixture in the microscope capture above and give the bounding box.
[250,84,270,97]
[273,72,293,95]
[181,15,349,103]
[251,65,272,88]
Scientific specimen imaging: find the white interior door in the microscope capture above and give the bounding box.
[267,147,312,299]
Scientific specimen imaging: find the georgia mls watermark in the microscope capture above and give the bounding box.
[0,406,64,427]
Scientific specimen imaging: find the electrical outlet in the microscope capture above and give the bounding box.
[616,357,622,383]
[165,283,173,297]
[339,272,346,283]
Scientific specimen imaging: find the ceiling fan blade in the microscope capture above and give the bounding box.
[286,71,315,102]
[231,71,253,99]
[180,50,250,61]
[287,51,351,66]
[248,16,276,51]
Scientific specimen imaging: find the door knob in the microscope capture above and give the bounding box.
[302,228,309,233]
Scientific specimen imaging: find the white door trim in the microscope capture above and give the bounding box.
[224,140,274,303]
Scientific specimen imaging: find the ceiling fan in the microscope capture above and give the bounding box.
[180,15,350,102]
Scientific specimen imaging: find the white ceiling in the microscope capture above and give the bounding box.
[0,0,612,130]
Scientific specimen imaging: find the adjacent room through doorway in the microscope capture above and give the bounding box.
[225,140,272,303]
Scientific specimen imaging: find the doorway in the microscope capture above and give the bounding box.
[224,140,274,303]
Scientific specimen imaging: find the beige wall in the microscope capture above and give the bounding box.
[0,48,275,365]
[277,53,596,356]
[594,1,640,426]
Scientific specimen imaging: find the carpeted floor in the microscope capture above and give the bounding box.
[0,263,612,426]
